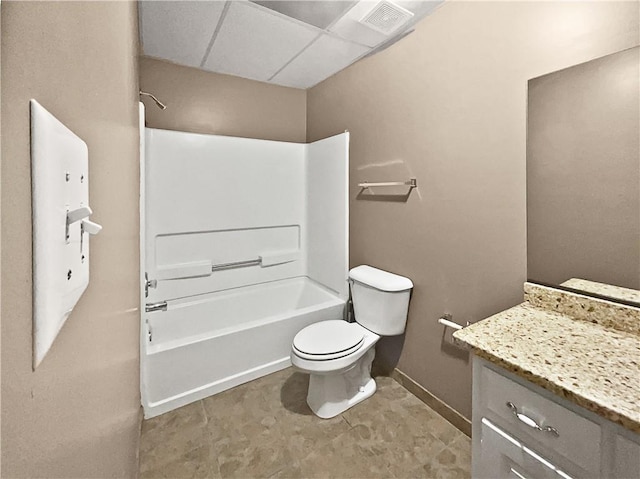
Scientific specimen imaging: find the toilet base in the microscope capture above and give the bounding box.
[306,347,376,419]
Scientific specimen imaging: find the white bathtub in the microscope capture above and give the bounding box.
[141,277,345,418]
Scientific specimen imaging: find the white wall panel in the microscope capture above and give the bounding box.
[145,128,348,302]
[306,132,350,299]
[145,128,306,300]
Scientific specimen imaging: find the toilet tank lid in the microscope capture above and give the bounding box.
[349,265,413,292]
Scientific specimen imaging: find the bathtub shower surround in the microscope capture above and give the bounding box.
[141,128,348,417]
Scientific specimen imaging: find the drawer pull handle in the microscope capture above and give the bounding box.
[506,402,559,437]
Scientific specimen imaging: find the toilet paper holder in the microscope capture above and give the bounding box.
[438,314,469,331]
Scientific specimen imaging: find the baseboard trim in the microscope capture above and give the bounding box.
[391,368,471,437]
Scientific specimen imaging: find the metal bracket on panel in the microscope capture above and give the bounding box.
[145,319,153,343]
[144,273,157,298]
[145,301,167,313]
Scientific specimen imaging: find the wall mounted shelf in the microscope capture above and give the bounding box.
[358,178,417,189]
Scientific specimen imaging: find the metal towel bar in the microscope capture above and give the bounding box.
[358,178,417,189]
[211,258,262,272]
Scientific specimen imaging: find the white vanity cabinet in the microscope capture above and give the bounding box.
[472,357,640,479]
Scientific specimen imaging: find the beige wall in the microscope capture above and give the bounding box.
[307,1,639,418]
[140,56,307,142]
[1,2,141,477]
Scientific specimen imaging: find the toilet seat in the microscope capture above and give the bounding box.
[293,320,365,361]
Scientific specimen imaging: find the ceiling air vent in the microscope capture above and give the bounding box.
[360,1,414,35]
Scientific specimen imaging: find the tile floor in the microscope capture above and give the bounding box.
[139,369,471,479]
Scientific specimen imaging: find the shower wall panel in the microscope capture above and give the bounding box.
[145,128,307,301]
[306,133,350,299]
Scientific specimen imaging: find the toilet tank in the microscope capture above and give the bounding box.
[349,265,413,336]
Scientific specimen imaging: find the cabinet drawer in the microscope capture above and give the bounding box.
[480,365,601,473]
[477,417,575,479]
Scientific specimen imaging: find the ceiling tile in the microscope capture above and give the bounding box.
[203,2,318,83]
[271,34,370,89]
[140,1,225,68]
[251,1,356,29]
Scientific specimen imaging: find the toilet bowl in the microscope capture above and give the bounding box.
[291,266,413,419]
[291,320,380,418]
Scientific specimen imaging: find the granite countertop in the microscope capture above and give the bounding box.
[454,301,640,433]
[561,278,640,305]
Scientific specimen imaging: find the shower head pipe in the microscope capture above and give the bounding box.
[139,90,167,110]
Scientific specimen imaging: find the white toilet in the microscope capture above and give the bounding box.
[291,265,413,418]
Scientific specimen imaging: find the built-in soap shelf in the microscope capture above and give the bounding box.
[154,250,300,281]
[30,100,102,368]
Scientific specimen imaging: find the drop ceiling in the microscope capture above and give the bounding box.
[139,0,444,89]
